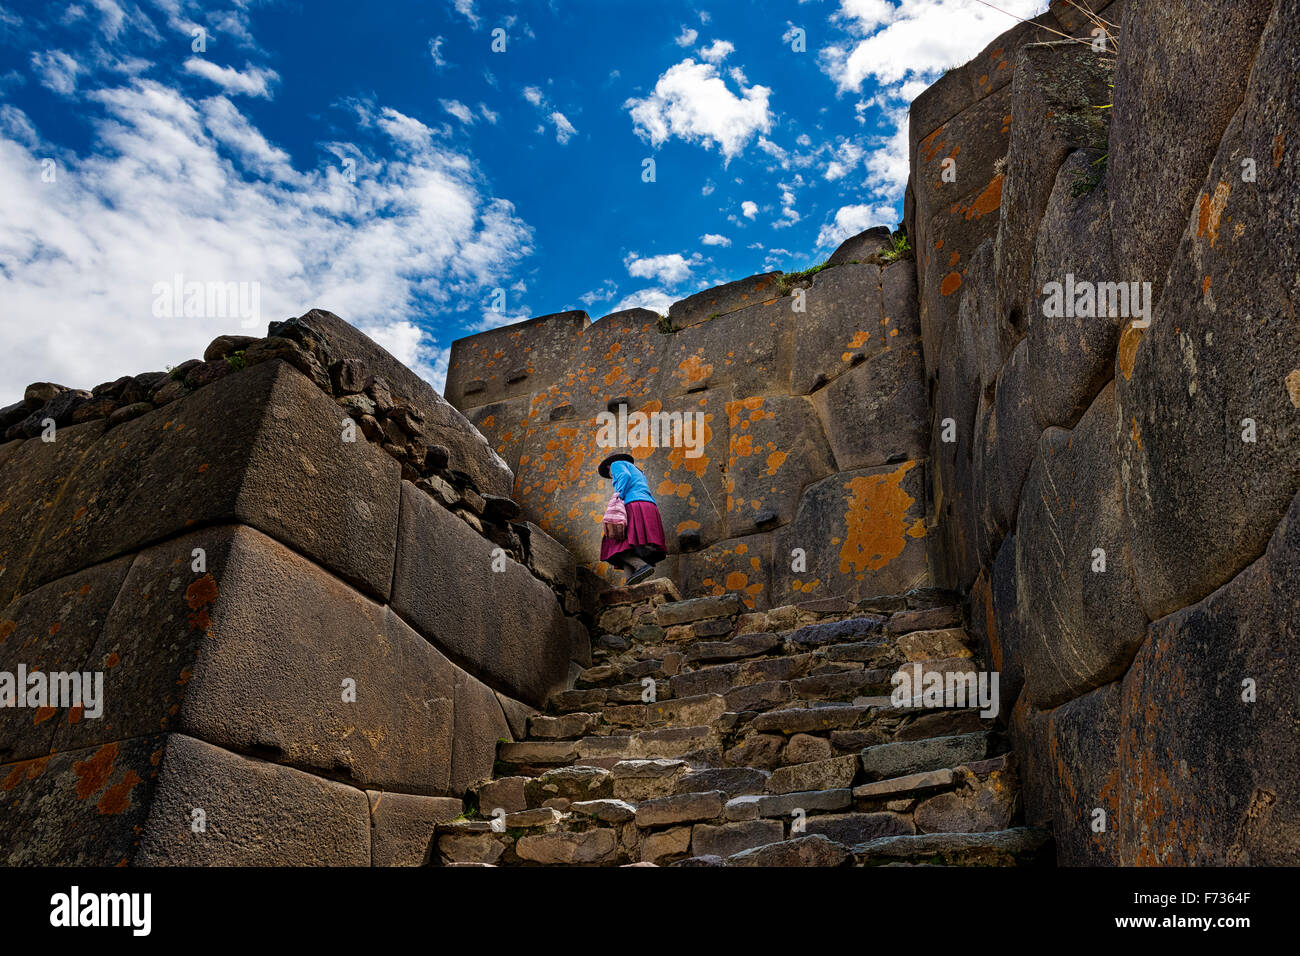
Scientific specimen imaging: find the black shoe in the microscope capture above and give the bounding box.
[626,564,655,585]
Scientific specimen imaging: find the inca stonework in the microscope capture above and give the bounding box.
[1,0,1296,868]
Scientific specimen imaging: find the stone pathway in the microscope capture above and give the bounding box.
[437,580,1053,867]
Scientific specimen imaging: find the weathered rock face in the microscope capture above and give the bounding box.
[449,246,931,610]
[911,0,1299,866]
[0,315,588,864]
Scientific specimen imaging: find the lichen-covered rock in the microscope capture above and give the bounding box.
[993,41,1114,330]
[1108,0,1275,302]
[771,462,930,607]
[1115,0,1300,618]
[811,341,927,472]
[723,395,834,537]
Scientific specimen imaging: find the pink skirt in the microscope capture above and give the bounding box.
[601,500,667,565]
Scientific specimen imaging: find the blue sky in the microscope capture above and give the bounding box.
[0,0,1047,398]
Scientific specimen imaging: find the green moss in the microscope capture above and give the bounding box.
[777,260,831,296]
[225,350,247,371]
[878,233,913,264]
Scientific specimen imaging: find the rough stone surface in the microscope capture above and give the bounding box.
[393,481,574,707]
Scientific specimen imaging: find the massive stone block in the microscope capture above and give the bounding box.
[55,524,460,795]
[1119,551,1299,865]
[723,395,834,538]
[134,733,371,866]
[0,555,133,765]
[984,339,1038,535]
[0,735,167,866]
[532,308,670,420]
[916,154,1009,382]
[680,533,772,612]
[1013,682,1124,865]
[667,273,782,330]
[7,360,401,604]
[1108,0,1274,302]
[467,395,533,476]
[392,481,575,707]
[993,42,1114,330]
[657,299,792,399]
[0,421,107,606]
[445,309,590,408]
[1015,384,1147,707]
[4,728,375,866]
[812,342,927,473]
[1116,0,1300,618]
[771,462,930,606]
[1025,148,1121,429]
[273,309,513,497]
[790,264,883,395]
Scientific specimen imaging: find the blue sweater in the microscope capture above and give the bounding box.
[610,460,656,505]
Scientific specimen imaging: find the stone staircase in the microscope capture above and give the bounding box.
[436,580,1053,867]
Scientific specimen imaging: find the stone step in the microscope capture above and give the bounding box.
[654,593,746,626]
[859,732,996,781]
[853,827,1054,867]
[598,577,681,607]
[574,725,719,762]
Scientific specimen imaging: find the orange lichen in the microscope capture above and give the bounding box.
[838,462,921,575]
[73,742,119,800]
[1119,323,1144,381]
[97,770,142,816]
[1196,181,1231,247]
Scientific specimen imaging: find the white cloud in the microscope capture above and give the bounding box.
[613,288,674,315]
[701,179,715,196]
[551,110,577,144]
[824,139,865,180]
[579,279,618,306]
[816,203,896,248]
[521,86,578,144]
[624,251,698,286]
[774,179,802,228]
[700,233,730,247]
[625,58,772,162]
[31,50,84,95]
[452,0,480,30]
[822,0,1049,94]
[864,105,910,199]
[741,200,758,219]
[440,98,475,124]
[675,27,699,47]
[183,58,279,98]
[697,39,734,63]
[429,36,449,68]
[0,82,534,399]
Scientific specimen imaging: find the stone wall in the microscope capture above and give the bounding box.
[446,244,932,612]
[0,312,589,865]
[909,0,1298,864]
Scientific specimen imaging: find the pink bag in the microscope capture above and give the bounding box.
[603,493,627,526]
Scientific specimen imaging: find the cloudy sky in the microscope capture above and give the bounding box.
[0,0,1048,399]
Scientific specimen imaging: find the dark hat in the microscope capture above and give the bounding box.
[598,451,635,479]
